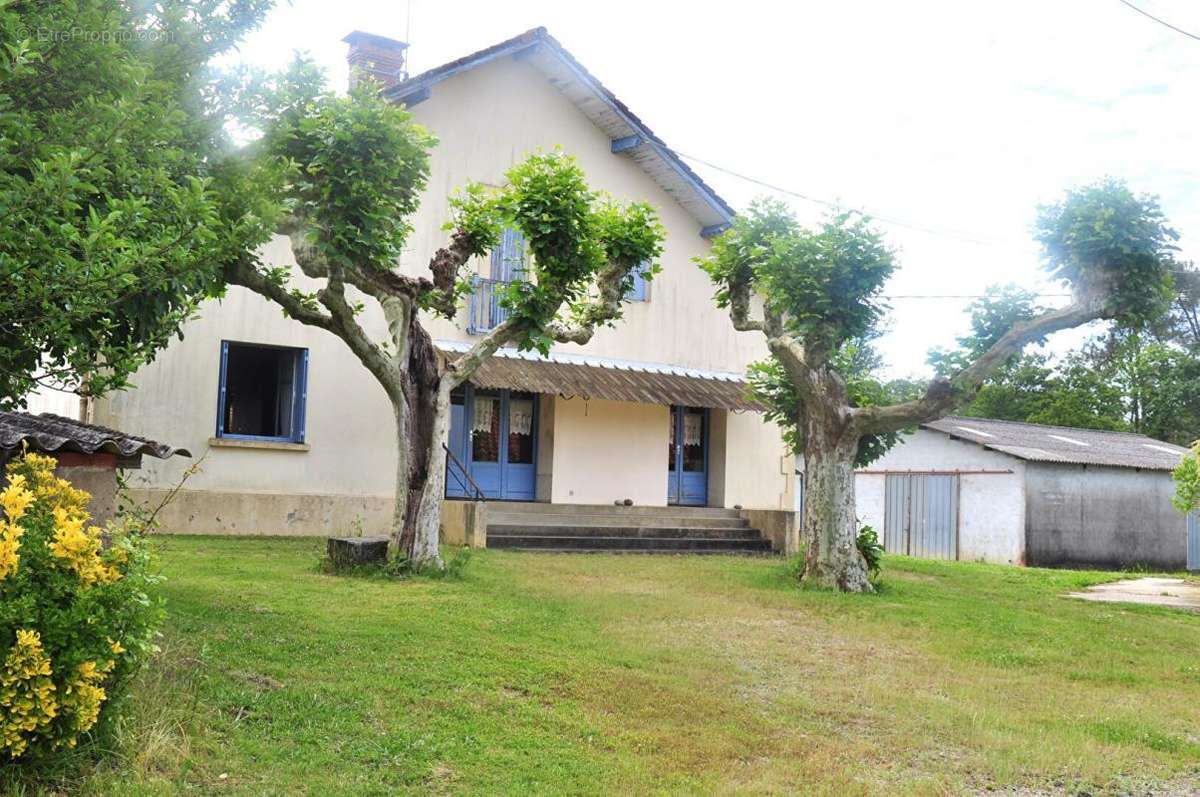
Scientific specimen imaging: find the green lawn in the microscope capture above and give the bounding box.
[9,537,1200,796]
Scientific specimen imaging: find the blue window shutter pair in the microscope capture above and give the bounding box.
[215,341,309,444]
[625,260,651,302]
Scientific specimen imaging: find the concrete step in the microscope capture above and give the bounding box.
[488,524,761,540]
[486,501,743,520]
[487,533,773,553]
[493,548,777,556]
[487,513,749,529]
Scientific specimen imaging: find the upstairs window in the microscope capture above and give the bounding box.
[490,227,526,282]
[216,341,308,443]
[625,260,651,302]
[469,228,527,334]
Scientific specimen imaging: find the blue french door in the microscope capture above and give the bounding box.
[445,386,537,501]
[667,406,708,506]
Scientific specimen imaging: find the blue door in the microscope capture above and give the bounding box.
[445,386,537,501]
[667,406,708,506]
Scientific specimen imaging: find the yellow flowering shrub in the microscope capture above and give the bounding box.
[0,451,163,763]
[0,630,58,758]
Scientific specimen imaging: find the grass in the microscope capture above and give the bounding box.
[7,536,1200,796]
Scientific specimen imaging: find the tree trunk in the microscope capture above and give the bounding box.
[411,376,453,569]
[800,399,873,593]
[389,313,442,564]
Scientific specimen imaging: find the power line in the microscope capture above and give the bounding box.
[675,151,1008,247]
[1116,0,1200,42]
[884,294,1072,300]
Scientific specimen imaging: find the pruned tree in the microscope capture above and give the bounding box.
[221,66,663,568]
[701,180,1179,592]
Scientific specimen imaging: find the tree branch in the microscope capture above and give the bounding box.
[317,277,402,400]
[443,318,525,389]
[543,260,637,345]
[728,274,765,332]
[224,256,338,334]
[854,299,1108,434]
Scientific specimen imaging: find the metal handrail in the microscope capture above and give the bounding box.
[443,442,487,501]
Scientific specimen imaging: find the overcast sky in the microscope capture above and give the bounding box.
[222,0,1200,377]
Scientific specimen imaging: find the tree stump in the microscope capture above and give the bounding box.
[326,536,389,568]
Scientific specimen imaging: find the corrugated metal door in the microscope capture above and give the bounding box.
[883,474,959,560]
[1188,512,1200,573]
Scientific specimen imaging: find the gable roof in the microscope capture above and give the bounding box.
[385,27,735,234]
[0,412,189,460]
[923,416,1191,472]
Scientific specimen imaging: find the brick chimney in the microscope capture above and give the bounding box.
[343,31,409,90]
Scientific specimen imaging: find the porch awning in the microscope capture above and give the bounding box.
[436,341,762,412]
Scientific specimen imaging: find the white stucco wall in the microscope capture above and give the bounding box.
[797,429,1027,565]
[93,48,791,530]
[549,397,668,505]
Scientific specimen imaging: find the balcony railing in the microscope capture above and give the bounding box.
[467,276,512,334]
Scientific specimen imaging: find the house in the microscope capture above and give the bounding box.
[0,412,189,525]
[92,28,795,545]
[797,417,1196,570]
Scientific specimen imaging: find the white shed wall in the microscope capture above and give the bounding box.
[797,429,1027,565]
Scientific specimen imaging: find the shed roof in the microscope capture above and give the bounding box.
[386,27,735,234]
[0,412,189,459]
[923,416,1190,472]
[437,341,759,411]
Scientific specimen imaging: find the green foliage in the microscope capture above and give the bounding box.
[856,524,884,579]
[929,285,1046,376]
[702,198,895,352]
[0,453,163,763]
[1035,178,1179,325]
[1173,443,1199,515]
[451,151,665,352]
[0,0,273,406]
[943,297,1200,444]
[258,63,437,273]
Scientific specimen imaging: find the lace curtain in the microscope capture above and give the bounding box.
[509,398,534,436]
[683,413,702,447]
[472,396,497,434]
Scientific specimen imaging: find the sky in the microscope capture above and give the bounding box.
[220,0,1200,377]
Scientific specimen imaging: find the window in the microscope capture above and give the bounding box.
[625,260,651,302]
[490,227,526,281]
[469,228,526,334]
[216,341,308,442]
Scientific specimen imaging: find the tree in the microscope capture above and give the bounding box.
[0,0,273,406]
[931,286,1129,432]
[701,180,1179,592]
[222,65,663,568]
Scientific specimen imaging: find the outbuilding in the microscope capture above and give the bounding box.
[0,412,189,525]
[799,417,1197,570]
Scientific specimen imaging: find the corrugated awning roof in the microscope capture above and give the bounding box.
[386,27,735,234]
[0,412,190,459]
[438,342,760,411]
[924,416,1191,472]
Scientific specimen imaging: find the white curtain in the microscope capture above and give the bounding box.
[472,396,496,434]
[509,398,534,436]
[683,413,702,447]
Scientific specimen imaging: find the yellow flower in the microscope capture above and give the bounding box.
[0,629,58,758]
[0,475,34,522]
[48,507,119,587]
[57,660,107,741]
[107,639,125,656]
[0,521,23,581]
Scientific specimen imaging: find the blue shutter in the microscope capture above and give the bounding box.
[216,340,230,437]
[293,349,309,443]
[490,228,526,282]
